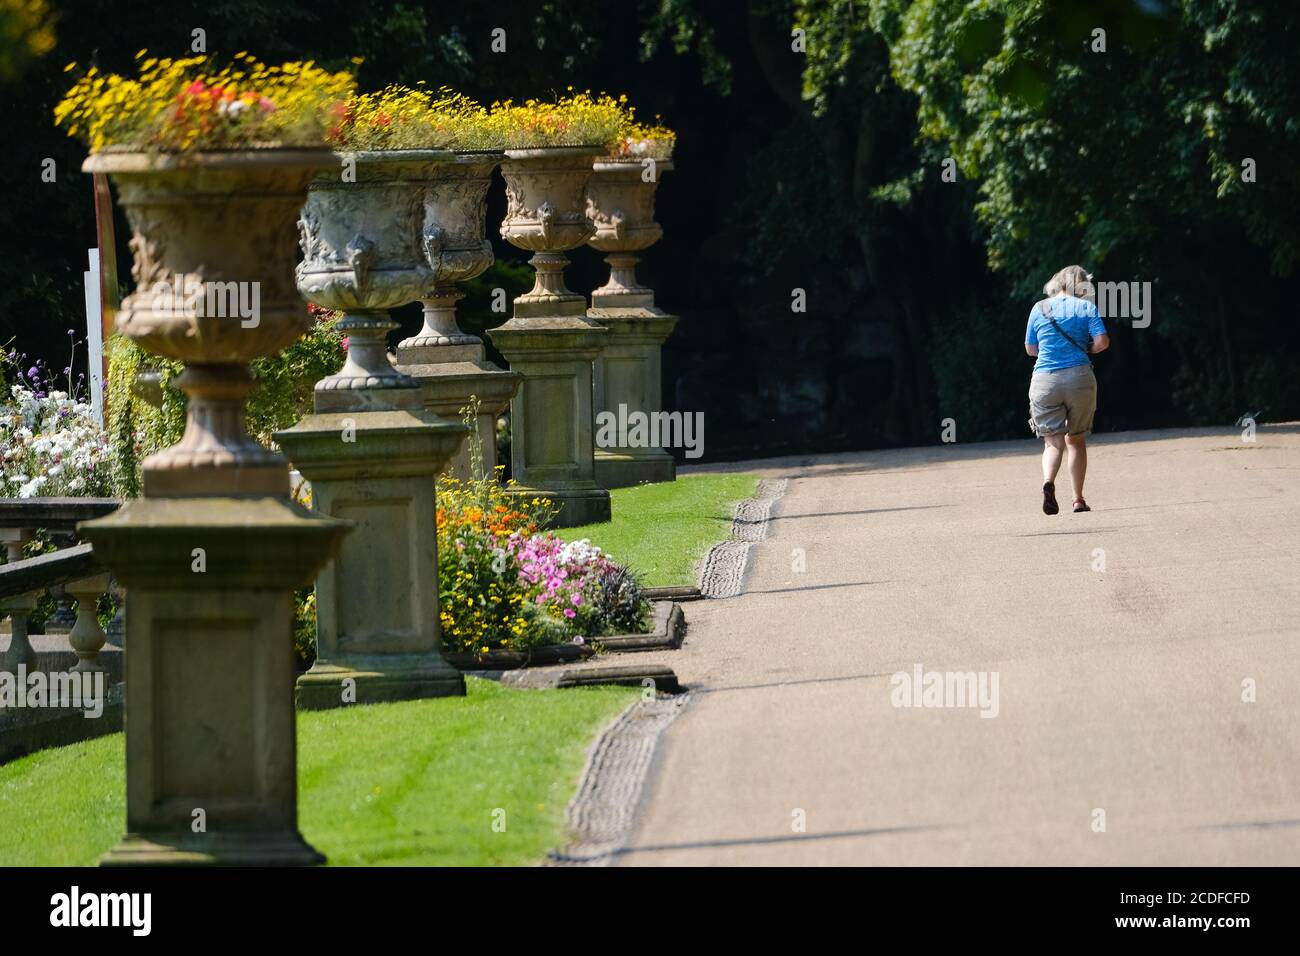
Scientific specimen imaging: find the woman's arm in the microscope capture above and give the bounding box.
[1025,343,1040,357]
[1090,333,1110,353]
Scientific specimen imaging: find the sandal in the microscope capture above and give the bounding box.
[1042,481,1059,515]
[1073,499,1090,513]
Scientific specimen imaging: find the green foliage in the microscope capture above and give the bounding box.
[293,587,317,667]
[104,335,182,498]
[929,303,1034,442]
[877,0,1300,424]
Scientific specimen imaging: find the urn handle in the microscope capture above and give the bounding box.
[422,222,447,273]
[537,201,555,242]
[345,236,376,289]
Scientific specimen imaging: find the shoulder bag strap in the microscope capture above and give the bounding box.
[1039,300,1093,363]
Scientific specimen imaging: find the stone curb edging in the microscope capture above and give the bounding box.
[640,585,703,602]
[478,662,681,692]
[445,643,594,671]
[545,691,691,866]
[598,601,685,653]
[698,477,790,598]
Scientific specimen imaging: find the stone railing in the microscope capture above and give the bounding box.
[0,498,120,674]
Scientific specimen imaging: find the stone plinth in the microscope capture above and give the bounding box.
[275,405,467,709]
[393,152,519,479]
[589,310,680,487]
[489,315,610,526]
[395,332,520,481]
[80,497,347,866]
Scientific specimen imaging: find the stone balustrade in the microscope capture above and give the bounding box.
[0,499,120,675]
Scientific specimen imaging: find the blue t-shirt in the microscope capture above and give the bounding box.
[1025,296,1106,372]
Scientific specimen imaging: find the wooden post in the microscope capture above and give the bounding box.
[92,173,119,415]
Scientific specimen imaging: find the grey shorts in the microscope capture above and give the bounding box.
[1028,365,1097,437]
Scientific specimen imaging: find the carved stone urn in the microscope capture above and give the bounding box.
[393,152,520,480]
[77,149,350,867]
[294,150,446,409]
[487,147,610,526]
[586,159,679,487]
[277,150,468,709]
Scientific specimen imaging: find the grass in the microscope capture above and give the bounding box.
[0,677,636,867]
[567,472,759,587]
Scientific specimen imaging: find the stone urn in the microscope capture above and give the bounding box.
[77,149,350,867]
[294,150,449,408]
[586,159,679,487]
[487,147,610,526]
[393,151,520,480]
[277,150,468,709]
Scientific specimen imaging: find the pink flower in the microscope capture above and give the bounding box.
[563,608,576,619]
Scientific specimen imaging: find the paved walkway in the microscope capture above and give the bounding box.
[617,425,1300,865]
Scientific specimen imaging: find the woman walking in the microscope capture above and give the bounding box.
[1024,265,1109,514]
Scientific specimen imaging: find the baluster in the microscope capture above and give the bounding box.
[67,573,112,673]
[1,528,37,670]
[0,591,39,671]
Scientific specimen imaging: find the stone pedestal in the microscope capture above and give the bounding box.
[489,312,609,525]
[490,147,611,526]
[585,159,679,487]
[82,498,346,866]
[275,399,467,709]
[396,312,520,481]
[590,309,679,487]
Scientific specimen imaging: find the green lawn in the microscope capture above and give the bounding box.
[568,472,759,587]
[0,677,636,867]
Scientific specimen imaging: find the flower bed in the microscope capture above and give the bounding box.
[436,470,650,657]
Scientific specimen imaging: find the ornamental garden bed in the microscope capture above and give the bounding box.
[447,599,685,671]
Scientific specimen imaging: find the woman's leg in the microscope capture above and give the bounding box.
[1042,433,1065,483]
[1065,432,1087,500]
